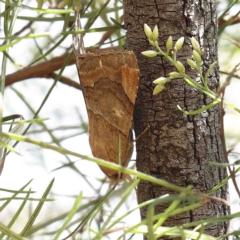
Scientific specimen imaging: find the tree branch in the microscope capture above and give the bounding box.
[6,48,119,89]
[6,54,75,85]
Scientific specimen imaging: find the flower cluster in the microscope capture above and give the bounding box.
[140,24,236,115]
[142,24,207,96]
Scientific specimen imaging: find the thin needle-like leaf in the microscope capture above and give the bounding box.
[0,179,33,211]
[20,179,55,237]
[0,188,31,239]
[0,222,25,240]
[54,192,82,240]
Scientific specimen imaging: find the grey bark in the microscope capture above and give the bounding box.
[124,0,229,238]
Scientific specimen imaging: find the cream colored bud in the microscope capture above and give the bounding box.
[175,61,185,73]
[149,40,157,47]
[142,50,158,57]
[152,25,159,41]
[166,36,173,53]
[191,37,200,52]
[192,50,201,63]
[144,24,153,39]
[169,72,181,78]
[153,77,167,85]
[175,37,184,50]
[187,58,197,69]
[153,84,164,95]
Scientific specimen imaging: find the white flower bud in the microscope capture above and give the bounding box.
[144,24,152,39]
[153,84,164,95]
[175,37,184,50]
[142,50,158,57]
[192,50,201,64]
[187,58,198,69]
[152,25,159,41]
[149,40,158,48]
[153,77,167,85]
[169,72,181,78]
[166,36,173,54]
[175,61,185,73]
[191,37,200,52]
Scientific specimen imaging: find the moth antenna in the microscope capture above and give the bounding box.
[73,3,85,55]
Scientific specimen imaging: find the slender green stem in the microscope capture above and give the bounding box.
[0,0,23,169]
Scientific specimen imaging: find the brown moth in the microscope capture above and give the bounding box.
[75,51,139,181]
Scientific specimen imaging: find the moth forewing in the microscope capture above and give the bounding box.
[105,128,134,182]
[75,51,139,182]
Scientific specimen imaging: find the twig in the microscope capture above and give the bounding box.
[218,13,240,28]
[220,70,240,80]
[218,63,240,198]
[217,63,240,98]
[1,21,34,46]
[95,15,124,46]
[0,114,24,175]
[224,37,240,49]
[48,73,81,90]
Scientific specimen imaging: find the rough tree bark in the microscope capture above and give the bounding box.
[124,0,229,237]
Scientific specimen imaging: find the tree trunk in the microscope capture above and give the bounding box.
[124,0,229,237]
